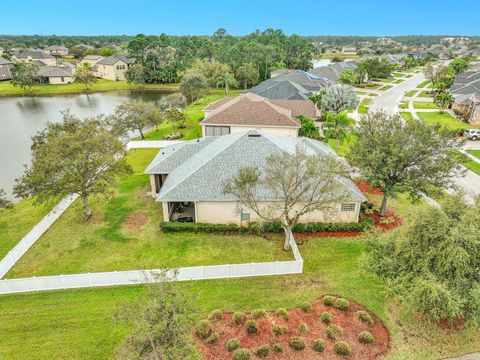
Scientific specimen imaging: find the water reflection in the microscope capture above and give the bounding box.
[0,90,172,199]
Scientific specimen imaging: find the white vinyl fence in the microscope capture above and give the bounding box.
[0,237,303,295]
[0,194,78,279]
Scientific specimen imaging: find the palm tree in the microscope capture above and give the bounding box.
[434,92,454,113]
[216,73,238,95]
[323,112,352,152]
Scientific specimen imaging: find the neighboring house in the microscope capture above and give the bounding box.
[145,130,366,225]
[0,56,13,81]
[38,62,75,84]
[11,50,56,66]
[309,61,358,83]
[79,55,103,67]
[43,45,69,58]
[96,54,135,81]
[450,71,480,125]
[200,93,318,138]
[342,45,357,55]
[0,47,4,55]
[249,70,330,100]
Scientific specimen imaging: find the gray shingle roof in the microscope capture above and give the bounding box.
[45,45,68,51]
[146,130,366,203]
[97,54,135,65]
[38,65,73,77]
[13,50,54,60]
[0,56,12,65]
[451,71,480,103]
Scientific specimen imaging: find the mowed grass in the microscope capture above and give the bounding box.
[0,198,54,260]
[6,148,290,278]
[413,101,439,109]
[417,80,430,88]
[1,195,479,359]
[143,89,242,141]
[405,90,418,97]
[357,98,371,114]
[417,112,478,131]
[463,150,480,174]
[0,79,179,96]
[400,112,415,121]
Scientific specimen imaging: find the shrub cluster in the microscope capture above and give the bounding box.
[334,298,350,311]
[251,309,266,319]
[298,322,308,333]
[206,332,219,344]
[225,338,241,352]
[272,343,283,353]
[232,311,246,325]
[253,344,270,357]
[162,132,183,140]
[272,323,288,336]
[322,295,335,306]
[312,338,325,352]
[300,301,311,312]
[320,311,333,324]
[334,341,352,356]
[358,331,374,344]
[357,310,375,326]
[275,308,289,321]
[195,319,211,339]
[159,218,374,234]
[326,324,344,340]
[232,348,251,360]
[208,309,223,321]
[246,319,258,335]
[288,336,306,350]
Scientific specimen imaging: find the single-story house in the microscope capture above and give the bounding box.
[0,56,13,81]
[43,45,69,58]
[450,71,480,125]
[11,50,56,66]
[201,93,318,138]
[145,130,367,225]
[249,70,330,100]
[38,62,75,84]
[96,54,135,81]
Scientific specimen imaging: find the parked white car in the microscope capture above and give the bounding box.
[463,129,480,140]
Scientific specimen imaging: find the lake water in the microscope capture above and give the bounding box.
[0,90,171,200]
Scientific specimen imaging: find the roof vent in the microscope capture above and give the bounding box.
[248,134,261,138]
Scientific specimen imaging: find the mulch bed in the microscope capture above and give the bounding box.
[196,297,390,360]
[123,210,148,234]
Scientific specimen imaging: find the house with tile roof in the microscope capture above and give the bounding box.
[201,93,318,138]
[145,130,366,224]
[96,54,135,80]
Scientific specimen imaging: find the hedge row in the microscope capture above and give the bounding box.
[160,218,374,234]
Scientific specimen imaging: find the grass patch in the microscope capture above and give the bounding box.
[0,79,179,97]
[6,148,290,279]
[417,112,478,131]
[393,79,403,84]
[358,98,372,114]
[379,85,393,91]
[405,90,417,97]
[413,102,439,109]
[417,80,430,88]
[143,89,241,141]
[356,83,382,90]
[373,78,393,83]
[463,150,480,174]
[467,150,480,160]
[399,102,409,109]
[418,91,434,98]
[404,74,414,78]
[400,112,414,121]
[355,91,367,95]
[326,134,356,157]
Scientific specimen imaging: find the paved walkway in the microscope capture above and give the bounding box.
[443,352,480,360]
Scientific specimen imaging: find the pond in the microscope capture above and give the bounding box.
[0,90,171,200]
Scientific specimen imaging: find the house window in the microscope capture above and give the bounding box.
[341,203,356,212]
[241,212,250,221]
[205,125,230,137]
[61,77,64,82]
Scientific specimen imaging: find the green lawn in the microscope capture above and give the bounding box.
[6,148,289,279]
[1,194,479,359]
[373,78,394,83]
[418,91,434,98]
[400,112,414,121]
[357,98,371,114]
[379,85,393,91]
[0,198,54,260]
[413,101,439,109]
[417,80,430,88]
[405,90,417,97]
[316,53,360,59]
[393,79,403,84]
[143,89,242,141]
[399,101,409,109]
[404,74,414,78]
[356,83,383,90]
[463,150,480,174]
[0,79,179,97]
[326,133,356,156]
[417,112,478,131]
[392,72,406,77]
[468,150,480,160]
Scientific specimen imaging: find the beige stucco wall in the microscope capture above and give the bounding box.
[201,124,298,138]
[191,201,361,225]
[97,60,129,80]
[48,76,74,84]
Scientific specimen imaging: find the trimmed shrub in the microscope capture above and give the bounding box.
[253,344,270,357]
[358,331,374,344]
[232,311,246,325]
[300,301,311,312]
[232,348,251,360]
[272,323,288,336]
[357,310,375,326]
[326,324,344,340]
[334,298,350,311]
[312,338,325,352]
[320,311,333,325]
[251,309,267,319]
[195,319,211,339]
[225,338,241,352]
[334,341,352,356]
[208,309,223,321]
[298,322,308,333]
[323,295,335,306]
[206,332,219,345]
[288,336,306,351]
[276,308,289,321]
[246,319,258,335]
[272,343,283,353]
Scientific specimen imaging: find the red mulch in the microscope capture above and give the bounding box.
[196,298,390,360]
[354,181,383,196]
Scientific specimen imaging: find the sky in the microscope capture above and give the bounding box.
[1,0,479,36]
